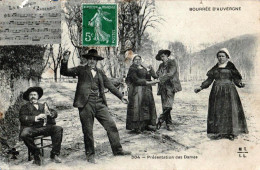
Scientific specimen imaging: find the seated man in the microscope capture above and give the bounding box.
[19,87,63,166]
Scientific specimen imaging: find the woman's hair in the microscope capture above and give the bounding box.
[216,51,229,59]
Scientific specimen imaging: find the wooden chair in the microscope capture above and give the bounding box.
[28,135,52,161]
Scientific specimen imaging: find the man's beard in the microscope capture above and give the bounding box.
[89,63,96,68]
[30,97,38,103]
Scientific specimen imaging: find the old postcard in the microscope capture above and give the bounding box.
[0,0,259,170]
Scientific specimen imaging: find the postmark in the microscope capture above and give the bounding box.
[82,4,117,46]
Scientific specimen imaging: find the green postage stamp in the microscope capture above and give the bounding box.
[82,4,117,46]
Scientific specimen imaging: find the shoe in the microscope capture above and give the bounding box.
[114,150,131,156]
[156,117,165,130]
[227,134,237,141]
[87,157,96,164]
[209,134,222,140]
[50,155,62,163]
[33,154,42,166]
[156,121,162,130]
[166,125,173,131]
[147,125,157,132]
[86,155,96,164]
[134,129,142,134]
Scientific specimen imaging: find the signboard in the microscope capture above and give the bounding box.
[0,0,61,45]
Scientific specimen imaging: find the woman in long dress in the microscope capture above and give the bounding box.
[88,7,112,43]
[126,55,159,133]
[194,48,248,140]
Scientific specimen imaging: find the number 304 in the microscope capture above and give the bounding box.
[131,155,140,159]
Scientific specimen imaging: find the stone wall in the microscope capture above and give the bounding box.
[0,70,39,151]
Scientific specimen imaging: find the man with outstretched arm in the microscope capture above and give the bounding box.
[60,49,131,163]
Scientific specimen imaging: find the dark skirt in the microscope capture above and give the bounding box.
[207,82,248,136]
[126,85,157,131]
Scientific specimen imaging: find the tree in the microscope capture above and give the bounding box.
[64,0,89,59]
[138,32,158,68]
[118,0,163,53]
[0,45,46,80]
[63,0,162,79]
[168,41,189,81]
[46,44,68,82]
[0,45,46,149]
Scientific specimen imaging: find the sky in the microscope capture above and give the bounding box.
[148,0,259,52]
[42,0,259,78]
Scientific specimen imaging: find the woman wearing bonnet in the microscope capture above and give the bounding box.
[125,54,159,133]
[194,48,248,140]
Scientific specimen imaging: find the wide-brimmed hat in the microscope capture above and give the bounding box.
[217,48,231,59]
[82,49,104,60]
[23,87,43,101]
[155,49,171,60]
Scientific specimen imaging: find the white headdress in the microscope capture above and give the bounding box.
[217,48,231,59]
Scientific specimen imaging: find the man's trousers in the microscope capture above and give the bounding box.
[20,125,63,156]
[78,94,123,158]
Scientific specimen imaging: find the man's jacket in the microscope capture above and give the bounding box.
[19,102,57,128]
[60,60,123,108]
[155,59,182,95]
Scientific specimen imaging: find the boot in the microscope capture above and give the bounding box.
[86,155,96,164]
[50,152,62,163]
[156,109,168,130]
[147,125,157,132]
[114,150,132,156]
[165,107,173,125]
[166,124,173,131]
[156,120,163,130]
[33,154,42,166]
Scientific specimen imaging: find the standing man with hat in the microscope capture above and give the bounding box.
[154,49,182,131]
[60,49,131,163]
[19,87,63,166]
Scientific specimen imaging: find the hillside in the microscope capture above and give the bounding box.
[185,34,259,80]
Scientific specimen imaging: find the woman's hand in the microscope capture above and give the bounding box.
[154,80,160,83]
[121,96,128,104]
[147,65,153,70]
[239,82,245,88]
[194,87,202,93]
[146,80,159,85]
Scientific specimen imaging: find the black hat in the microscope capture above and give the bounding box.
[82,49,104,60]
[155,50,171,60]
[23,87,43,101]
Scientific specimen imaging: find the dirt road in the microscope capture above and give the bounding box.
[4,81,259,170]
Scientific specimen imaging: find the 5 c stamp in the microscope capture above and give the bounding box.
[82,4,117,46]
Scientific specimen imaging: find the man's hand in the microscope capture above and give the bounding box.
[121,96,128,104]
[146,80,160,85]
[194,87,202,93]
[35,114,46,122]
[63,50,71,61]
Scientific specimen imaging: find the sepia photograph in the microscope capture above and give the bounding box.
[0,0,259,170]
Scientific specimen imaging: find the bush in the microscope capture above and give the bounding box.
[0,45,46,79]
